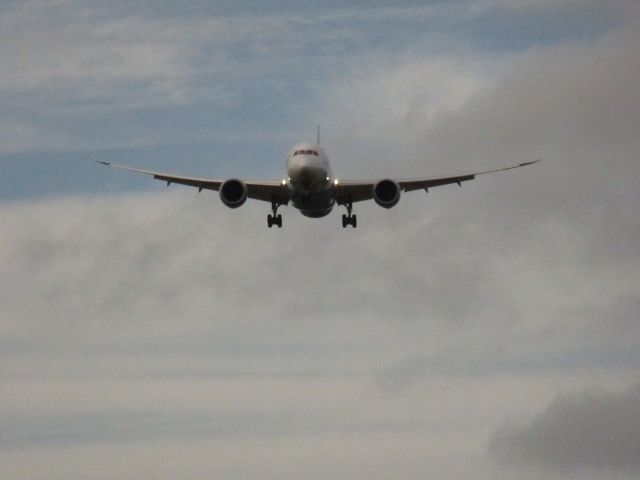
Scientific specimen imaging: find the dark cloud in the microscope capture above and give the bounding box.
[490,383,640,472]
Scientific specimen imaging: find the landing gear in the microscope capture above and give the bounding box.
[268,200,283,228]
[341,201,357,228]
[342,214,357,228]
[268,214,282,228]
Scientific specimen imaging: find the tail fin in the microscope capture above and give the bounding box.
[316,125,320,145]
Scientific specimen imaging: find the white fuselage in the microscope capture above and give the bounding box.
[286,143,335,217]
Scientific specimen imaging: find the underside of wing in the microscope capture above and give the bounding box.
[398,160,540,192]
[333,160,540,204]
[333,181,377,204]
[96,161,289,204]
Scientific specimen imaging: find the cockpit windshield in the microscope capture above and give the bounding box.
[293,149,319,156]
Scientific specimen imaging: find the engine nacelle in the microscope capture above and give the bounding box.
[373,179,401,208]
[219,179,248,208]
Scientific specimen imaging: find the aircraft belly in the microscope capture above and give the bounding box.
[300,208,332,218]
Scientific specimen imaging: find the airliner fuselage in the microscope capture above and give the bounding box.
[286,143,334,218]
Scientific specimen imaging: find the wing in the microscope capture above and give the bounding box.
[96,161,289,204]
[333,160,540,204]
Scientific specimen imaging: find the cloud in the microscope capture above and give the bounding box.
[3,0,635,155]
[316,2,640,354]
[2,2,640,479]
[0,2,458,111]
[490,383,640,473]
[0,3,238,110]
[1,161,637,479]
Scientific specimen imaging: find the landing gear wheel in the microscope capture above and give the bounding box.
[342,213,357,228]
[267,201,283,228]
[267,214,282,228]
[341,201,357,228]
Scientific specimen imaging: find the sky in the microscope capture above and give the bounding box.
[1,0,640,479]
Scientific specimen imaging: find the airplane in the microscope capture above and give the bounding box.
[97,135,539,228]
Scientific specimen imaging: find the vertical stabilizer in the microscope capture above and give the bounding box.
[317,125,320,145]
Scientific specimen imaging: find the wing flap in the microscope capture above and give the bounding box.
[333,182,376,204]
[245,182,289,203]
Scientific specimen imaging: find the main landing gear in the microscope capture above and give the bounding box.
[342,202,357,228]
[267,200,283,228]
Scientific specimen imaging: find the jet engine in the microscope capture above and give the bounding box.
[219,179,248,208]
[373,179,401,208]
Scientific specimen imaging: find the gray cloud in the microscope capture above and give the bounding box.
[490,383,640,473]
